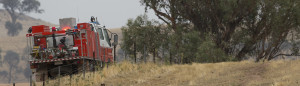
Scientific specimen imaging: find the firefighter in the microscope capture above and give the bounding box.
[59,37,67,49]
[91,16,95,22]
[58,37,67,58]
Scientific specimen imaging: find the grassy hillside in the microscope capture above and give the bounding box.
[38,60,300,86]
[0,9,55,83]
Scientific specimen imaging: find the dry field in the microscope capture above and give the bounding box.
[31,59,300,86]
[0,83,29,86]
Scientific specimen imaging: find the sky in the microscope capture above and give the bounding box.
[27,0,158,28]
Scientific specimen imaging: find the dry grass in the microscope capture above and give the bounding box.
[37,60,300,86]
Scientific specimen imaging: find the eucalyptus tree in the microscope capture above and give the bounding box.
[141,0,300,62]
[1,0,43,36]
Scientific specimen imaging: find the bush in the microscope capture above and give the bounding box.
[195,35,233,63]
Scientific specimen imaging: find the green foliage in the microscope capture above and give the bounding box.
[121,14,164,62]
[121,15,234,63]
[141,0,300,62]
[180,31,201,63]
[196,35,233,63]
[1,0,43,14]
[1,0,43,36]
[5,21,23,36]
[177,31,232,63]
[4,51,20,83]
[21,0,44,13]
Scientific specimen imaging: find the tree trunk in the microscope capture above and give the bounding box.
[11,15,17,24]
[7,10,18,25]
[8,66,12,83]
[169,51,172,64]
[162,48,165,63]
[143,45,146,63]
[153,49,156,63]
[124,50,127,60]
[134,42,136,63]
[236,46,253,61]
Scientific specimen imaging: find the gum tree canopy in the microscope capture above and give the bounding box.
[0,0,43,36]
[141,0,300,62]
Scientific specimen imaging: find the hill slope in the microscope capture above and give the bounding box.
[41,60,300,86]
[0,9,55,83]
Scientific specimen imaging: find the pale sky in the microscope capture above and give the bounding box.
[27,0,157,28]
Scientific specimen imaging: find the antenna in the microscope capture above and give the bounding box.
[95,17,100,25]
[77,8,79,22]
[76,0,79,22]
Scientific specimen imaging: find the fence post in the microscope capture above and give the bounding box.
[30,75,32,86]
[114,45,116,62]
[70,74,72,86]
[83,59,85,79]
[58,66,61,86]
[106,53,109,69]
[43,73,45,86]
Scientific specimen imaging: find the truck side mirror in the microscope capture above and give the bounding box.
[112,34,118,46]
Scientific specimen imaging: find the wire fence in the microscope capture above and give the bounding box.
[28,60,108,86]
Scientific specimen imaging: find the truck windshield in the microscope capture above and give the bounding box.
[103,29,111,46]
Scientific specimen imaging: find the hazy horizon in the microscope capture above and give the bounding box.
[23,0,158,28]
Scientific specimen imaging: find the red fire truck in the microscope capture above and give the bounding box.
[26,17,118,81]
